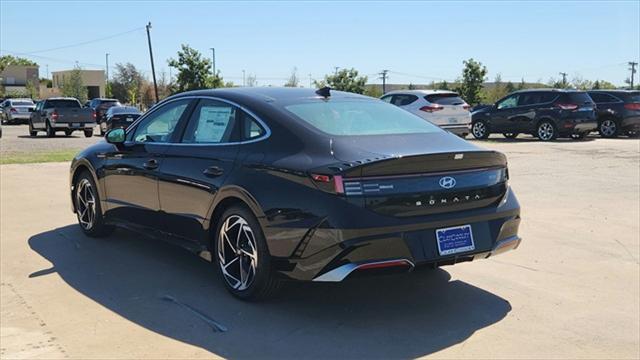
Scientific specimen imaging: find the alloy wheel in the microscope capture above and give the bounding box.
[76,178,96,230]
[600,120,617,137]
[217,215,258,291]
[538,122,555,141]
[472,122,486,138]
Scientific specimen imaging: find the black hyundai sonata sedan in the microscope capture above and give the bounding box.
[70,87,521,299]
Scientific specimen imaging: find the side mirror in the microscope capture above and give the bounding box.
[105,128,125,144]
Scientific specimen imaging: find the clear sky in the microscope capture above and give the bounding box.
[1,1,639,87]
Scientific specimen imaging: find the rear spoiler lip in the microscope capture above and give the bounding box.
[342,165,505,181]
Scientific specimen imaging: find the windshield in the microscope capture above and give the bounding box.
[44,100,80,108]
[11,100,34,106]
[285,100,441,136]
[425,93,466,106]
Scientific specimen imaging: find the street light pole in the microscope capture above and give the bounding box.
[146,22,159,103]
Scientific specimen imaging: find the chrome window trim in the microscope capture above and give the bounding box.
[124,95,271,146]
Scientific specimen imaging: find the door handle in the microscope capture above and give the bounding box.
[143,159,159,170]
[203,166,224,177]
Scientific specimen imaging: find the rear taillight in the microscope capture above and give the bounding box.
[9,108,17,113]
[462,104,471,111]
[624,103,640,111]
[419,105,444,113]
[311,174,344,194]
[51,111,59,121]
[554,103,579,110]
[92,111,97,120]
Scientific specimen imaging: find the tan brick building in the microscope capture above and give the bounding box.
[0,64,40,97]
[51,69,106,99]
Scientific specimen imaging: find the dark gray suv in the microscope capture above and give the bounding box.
[471,89,597,141]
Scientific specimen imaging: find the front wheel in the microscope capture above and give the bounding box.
[503,132,519,139]
[215,205,280,300]
[599,119,618,138]
[471,121,490,139]
[74,171,114,237]
[64,129,73,136]
[28,121,37,137]
[537,121,557,141]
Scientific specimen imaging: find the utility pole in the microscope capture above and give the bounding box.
[242,70,246,86]
[146,22,159,103]
[210,48,216,77]
[105,53,110,96]
[628,61,638,89]
[379,69,389,94]
[559,72,568,88]
[334,66,339,76]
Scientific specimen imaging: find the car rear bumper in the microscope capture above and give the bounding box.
[7,113,30,121]
[559,119,597,134]
[277,186,521,282]
[621,116,640,132]
[53,122,96,130]
[440,124,471,135]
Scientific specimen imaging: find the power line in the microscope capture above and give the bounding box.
[20,27,144,54]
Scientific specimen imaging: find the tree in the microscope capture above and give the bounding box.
[246,73,258,87]
[571,76,593,90]
[0,55,37,73]
[363,85,382,98]
[517,78,526,90]
[455,58,487,105]
[61,66,87,103]
[485,73,507,103]
[504,81,516,94]
[592,80,616,90]
[168,44,219,92]
[111,63,144,104]
[315,68,367,94]
[436,81,450,90]
[284,67,300,87]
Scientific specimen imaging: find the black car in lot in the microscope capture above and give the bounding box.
[88,98,121,125]
[70,87,521,300]
[100,106,142,135]
[587,90,640,138]
[471,89,597,141]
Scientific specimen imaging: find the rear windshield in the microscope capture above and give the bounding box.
[425,93,466,105]
[11,100,34,106]
[99,101,121,109]
[44,100,80,108]
[625,92,640,102]
[566,92,594,104]
[285,100,441,136]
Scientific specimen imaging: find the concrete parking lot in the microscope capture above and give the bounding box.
[1,137,639,359]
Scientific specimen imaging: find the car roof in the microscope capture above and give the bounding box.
[108,106,141,113]
[45,97,80,100]
[8,98,34,102]
[587,89,636,93]
[92,98,119,101]
[382,89,459,96]
[511,88,586,93]
[169,87,371,104]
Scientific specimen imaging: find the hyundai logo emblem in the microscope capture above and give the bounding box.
[439,176,456,189]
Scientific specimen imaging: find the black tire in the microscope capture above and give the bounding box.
[74,171,114,237]
[28,121,37,137]
[599,118,619,138]
[536,120,557,141]
[100,128,105,136]
[64,129,73,136]
[84,129,94,138]
[503,132,519,139]
[46,121,55,137]
[214,205,280,300]
[471,120,490,139]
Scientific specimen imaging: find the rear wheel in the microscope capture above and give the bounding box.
[74,171,114,237]
[64,129,73,136]
[599,119,618,138]
[502,132,519,139]
[471,120,490,139]
[215,205,280,300]
[537,121,557,141]
[84,129,94,138]
[46,121,55,137]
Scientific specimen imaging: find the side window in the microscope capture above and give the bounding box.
[131,99,190,143]
[381,95,393,103]
[241,111,266,140]
[590,93,618,103]
[497,94,519,110]
[540,93,559,103]
[518,92,542,106]
[181,99,238,144]
[35,101,42,111]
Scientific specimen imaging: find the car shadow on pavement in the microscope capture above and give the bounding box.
[29,225,512,359]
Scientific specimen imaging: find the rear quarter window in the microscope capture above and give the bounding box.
[566,92,594,104]
[624,92,640,103]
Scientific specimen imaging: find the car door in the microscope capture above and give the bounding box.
[102,98,193,229]
[32,100,45,128]
[157,98,248,243]
[490,93,521,132]
[513,92,544,132]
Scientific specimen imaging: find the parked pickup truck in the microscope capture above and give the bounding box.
[29,97,96,137]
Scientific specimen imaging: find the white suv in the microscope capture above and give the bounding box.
[381,90,471,137]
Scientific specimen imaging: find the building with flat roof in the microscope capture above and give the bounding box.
[51,69,105,99]
[0,64,40,97]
